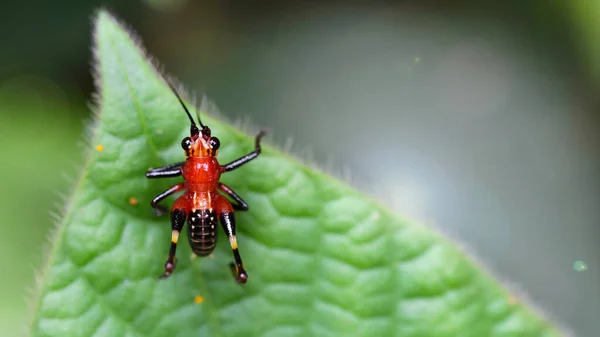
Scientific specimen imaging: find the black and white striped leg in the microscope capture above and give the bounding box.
[219,211,248,283]
[160,207,187,279]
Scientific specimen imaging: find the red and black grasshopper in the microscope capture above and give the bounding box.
[146,82,265,284]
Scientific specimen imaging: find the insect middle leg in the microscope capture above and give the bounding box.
[150,183,185,216]
[160,195,188,279]
[215,196,248,283]
[218,183,248,211]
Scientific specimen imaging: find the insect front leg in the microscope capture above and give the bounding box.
[160,195,188,279]
[215,196,248,284]
[146,161,184,178]
[218,183,249,211]
[221,130,267,172]
[150,183,185,216]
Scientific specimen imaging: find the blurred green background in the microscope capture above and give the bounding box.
[1,0,598,336]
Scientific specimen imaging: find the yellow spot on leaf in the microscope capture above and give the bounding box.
[194,295,204,304]
[96,144,104,152]
[129,197,138,206]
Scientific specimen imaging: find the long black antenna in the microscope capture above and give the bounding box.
[165,78,203,128]
[195,95,204,129]
[195,94,208,128]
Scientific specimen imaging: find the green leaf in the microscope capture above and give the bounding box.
[569,0,600,88]
[29,10,563,337]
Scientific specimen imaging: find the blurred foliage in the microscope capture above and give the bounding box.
[0,77,84,335]
[569,0,600,89]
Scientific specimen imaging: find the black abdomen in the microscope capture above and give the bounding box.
[187,209,218,256]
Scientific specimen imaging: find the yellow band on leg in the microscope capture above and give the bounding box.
[229,235,238,250]
[171,230,180,243]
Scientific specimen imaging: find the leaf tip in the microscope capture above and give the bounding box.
[92,7,117,33]
[91,7,130,68]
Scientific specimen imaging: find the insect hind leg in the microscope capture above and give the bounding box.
[160,195,188,279]
[216,196,248,284]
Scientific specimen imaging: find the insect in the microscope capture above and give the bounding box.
[146,81,265,284]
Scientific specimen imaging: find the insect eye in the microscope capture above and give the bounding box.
[181,137,192,150]
[209,137,220,150]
